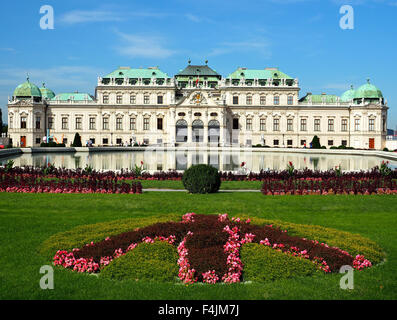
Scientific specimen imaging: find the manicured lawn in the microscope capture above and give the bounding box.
[0,192,396,299]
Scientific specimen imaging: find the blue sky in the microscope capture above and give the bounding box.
[1,0,396,128]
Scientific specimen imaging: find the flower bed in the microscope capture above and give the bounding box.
[261,176,397,195]
[0,171,142,194]
[52,213,374,284]
[1,164,396,182]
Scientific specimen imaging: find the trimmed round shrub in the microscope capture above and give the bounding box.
[182,164,221,194]
[241,243,320,282]
[101,241,179,282]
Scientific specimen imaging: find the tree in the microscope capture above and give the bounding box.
[72,133,82,147]
[311,135,321,149]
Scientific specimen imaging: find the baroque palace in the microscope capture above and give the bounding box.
[7,62,388,149]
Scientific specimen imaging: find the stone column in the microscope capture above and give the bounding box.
[203,111,208,145]
[187,111,192,144]
[169,108,176,146]
[220,110,226,147]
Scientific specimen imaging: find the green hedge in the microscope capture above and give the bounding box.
[39,214,181,259]
[101,241,179,282]
[237,215,385,264]
[182,164,221,194]
[241,243,320,282]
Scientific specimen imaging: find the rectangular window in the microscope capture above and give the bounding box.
[103,118,109,130]
[314,119,320,131]
[157,95,163,104]
[20,117,27,129]
[273,118,280,131]
[260,96,266,105]
[116,95,122,104]
[48,117,54,129]
[328,119,334,131]
[355,119,360,131]
[287,139,293,147]
[143,138,149,145]
[143,118,150,130]
[62,117,68,130]
[287,95,293,105]
[35,116,41,129]
[273,96,280,105]
[116,118,123,130]
[144,95,150,104]
[341,119,348,132]
[328,140,334,146]
[287,119,293,131]
[130,95,136,104]
[75,117,82,130]
[130,118,136,130]
[300,118,307,131]
[36,137,41,144]
[116,138,122,145]
[157,118,163,130]
[9,117,13,129]
[89,117,96,130]
[383,117,386,132]
[301,140,306,146]
[103,138,109,145]
[63,138,68,144]
[369,119,375,131]
[103,95,109,104]
[233,96,239,105]
[233,118,239,130]
[260,119,266,131]
[246,96,252,105]
[342,140,347,146]
[246,118,252,131]
[273,139,279,146]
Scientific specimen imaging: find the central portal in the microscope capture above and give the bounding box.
[192,119,204,143]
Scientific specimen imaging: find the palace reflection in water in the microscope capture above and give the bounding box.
[1,151,396,172]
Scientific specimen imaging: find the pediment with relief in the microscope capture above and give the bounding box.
[178,91,219,107]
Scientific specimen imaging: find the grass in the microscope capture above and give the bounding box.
[0,192,396,299]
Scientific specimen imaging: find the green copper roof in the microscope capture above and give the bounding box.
[104,67,169,79]
[227,68,293,80]
[176,65,221,78]
[300,93,339,104]
[40,83,55,100]
[13,78,42,98]
[340,85,355,102]
[50,92,94,101]
[353,79,383,99]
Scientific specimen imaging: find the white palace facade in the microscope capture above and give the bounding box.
[7,63,389,149]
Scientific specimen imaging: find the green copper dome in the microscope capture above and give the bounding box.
[13,78,42,98]
[39,83,55,100]
[353,79,383,99]
[340,85,355,102]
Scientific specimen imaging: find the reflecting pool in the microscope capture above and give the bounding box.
[1,150,396,173]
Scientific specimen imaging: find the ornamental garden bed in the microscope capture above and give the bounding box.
[44,213,384,284]
[0,170,142,194]
[1,162,396,182]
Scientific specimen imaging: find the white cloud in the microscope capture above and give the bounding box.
[60,8,165,25]
[114,31,176,59]
[0,66,102,92]
[0,48,16,52]
[185,14,201,23]
[208,39,271,58]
